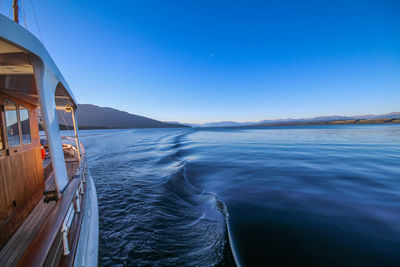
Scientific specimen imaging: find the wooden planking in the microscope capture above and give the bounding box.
[17,179,80,267]
[43,158,53,181]
[0,200,55,266]
[0,94,44,249]
[0,153,79,264]
[0,148,44,248]
[42,157,79,184]
[66,159,79,181]
[45,170,56,189]
[0,156,13,224]
[0,175,56,266]
[17,156,84,267]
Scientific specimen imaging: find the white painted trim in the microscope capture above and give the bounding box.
[0,13,76,192]
[74,170,99,267]
[31,56,69,192]
[0,14,77,105]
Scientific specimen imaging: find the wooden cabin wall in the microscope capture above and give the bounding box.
[0,94,44,249]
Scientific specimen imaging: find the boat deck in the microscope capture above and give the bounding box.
[0,176,56,266]
[0,157,79,266]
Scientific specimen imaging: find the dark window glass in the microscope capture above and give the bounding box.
[4,99,20,147]
[19,105,31,144]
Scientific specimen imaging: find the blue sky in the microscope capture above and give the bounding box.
[1,0,399,123]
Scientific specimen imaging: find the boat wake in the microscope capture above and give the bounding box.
[159,162,236,266]
[154,131,237,266]
[90,129,237,266]
[85,126,400,266]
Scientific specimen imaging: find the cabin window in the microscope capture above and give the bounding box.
[0,119,3,150]
[4,99,20,147]
[19,105,31,144]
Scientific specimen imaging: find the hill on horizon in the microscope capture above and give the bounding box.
[57,105,400,129]
[57,104,189,129]
[183,112,400,127]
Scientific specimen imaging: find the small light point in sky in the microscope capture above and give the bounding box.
[10,1,399,123]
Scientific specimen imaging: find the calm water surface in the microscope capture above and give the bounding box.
[79,125,400,266]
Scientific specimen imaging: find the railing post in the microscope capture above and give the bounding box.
[75,190,81,213]
[62,225,70,256]
[62,204,76,256]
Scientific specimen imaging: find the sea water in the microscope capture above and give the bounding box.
[79,125,400,266]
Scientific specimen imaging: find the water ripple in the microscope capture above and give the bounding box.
[82,125,400,266]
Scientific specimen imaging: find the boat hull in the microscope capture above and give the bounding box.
[73,169,99,267]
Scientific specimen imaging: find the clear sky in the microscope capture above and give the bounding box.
[1,0,399,123]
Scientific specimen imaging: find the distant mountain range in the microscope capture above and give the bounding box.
[57,104,189,129]
[56,105,399,130]
[182,112,400,127]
